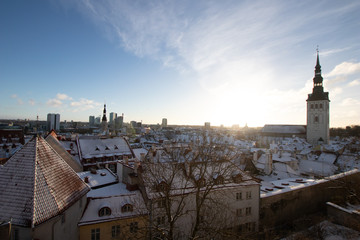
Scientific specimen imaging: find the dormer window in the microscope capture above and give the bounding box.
[156,181,169,192]
[105,146,110,150]
[121,204,133,213]
[114,145,118,150]
[98,207,111,217]
[213,174,224,185]
[232,174,243,183]
[95,147,100,151]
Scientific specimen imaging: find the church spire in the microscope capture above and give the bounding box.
[307,48,329,101]
[315,47,321,76]
[102,104,107,122]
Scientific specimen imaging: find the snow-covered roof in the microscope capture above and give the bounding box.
[317,152,337,164]
[299,159,337,177]
[132,148,148,161]
[262,125,306,134]
[78,136,133,159]
[77,169,118,189]
[45,133,83,172]
[78,190,147,226]
[261,169,360,198]
[87,182,133,198]
[0,137,90,227]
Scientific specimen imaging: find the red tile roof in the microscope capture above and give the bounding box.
[0,136,90,227]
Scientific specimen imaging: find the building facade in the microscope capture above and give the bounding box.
[306,51,330,144]
[47,113,60,131]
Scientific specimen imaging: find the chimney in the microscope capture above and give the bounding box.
[140,153,145,161]
[253,151,258,163]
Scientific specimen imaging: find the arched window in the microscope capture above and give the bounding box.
[98,207,111,217]
[319,103,323,109]
[121,204,133,213]
[314,116,319,123]
[310,104,314,109]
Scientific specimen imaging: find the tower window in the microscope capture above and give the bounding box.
[319,104,323,109]
[315,104,318,109]
[310,104,314,109]
[314,116,319,123]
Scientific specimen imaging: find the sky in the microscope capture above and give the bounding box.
[1,0,360,127]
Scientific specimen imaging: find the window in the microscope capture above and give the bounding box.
[246,191,252,200]
[245,222,255,232]
[157,198,166,208]
[91,228,100,240]
[310,104,314,109]
[112,225,120,238]
[315,104,318,109]
[236,192,242,200]
[314,116,319,123]
[214,175,224,185]
[319,103,323,109]
[156,181,169,192]
[14,228,19,240]
[98,207,111,217]
[121,204,133,213]
[130,222,138,233]
[157,216,166,225]
[245,207,251,216]
[236,208,242,217]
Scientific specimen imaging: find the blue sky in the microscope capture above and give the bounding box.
[1,0,360,127]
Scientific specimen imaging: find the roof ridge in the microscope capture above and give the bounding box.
[31,136,39,228]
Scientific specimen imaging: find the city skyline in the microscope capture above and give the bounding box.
[1,1,360,127]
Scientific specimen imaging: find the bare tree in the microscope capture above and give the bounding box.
[138,132,260,239]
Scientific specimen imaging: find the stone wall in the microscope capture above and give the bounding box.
[327,202,360,231]
[260,170,360,230]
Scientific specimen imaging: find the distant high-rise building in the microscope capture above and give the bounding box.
[47,113,60,131]
[306,50,330,145]
[204,122,211,129]
[162,118,168,127]
[109,112,117,124]
[115,114,124,130]
[95,116,101,125]
[89,116,95,126]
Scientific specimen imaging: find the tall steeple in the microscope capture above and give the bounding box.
[102,104,107,122]
[306,48,330,145]
[100,104,108,135]
[307,50,329,101]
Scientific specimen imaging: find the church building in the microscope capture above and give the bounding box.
[306,51,330,144]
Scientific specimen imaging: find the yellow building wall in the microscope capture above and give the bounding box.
[79,216,148,240]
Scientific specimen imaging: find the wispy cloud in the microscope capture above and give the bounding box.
[320,47,350,57]
[70,98,100,112]
[28,99,35,106]
[348,79,360,87]
[11,94,24,105]
[56,93,72,100]
[327,62,360,77]
[47,98,63,107]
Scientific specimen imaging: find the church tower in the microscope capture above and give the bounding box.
[100,104,108,134]
[306,50,330,144]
